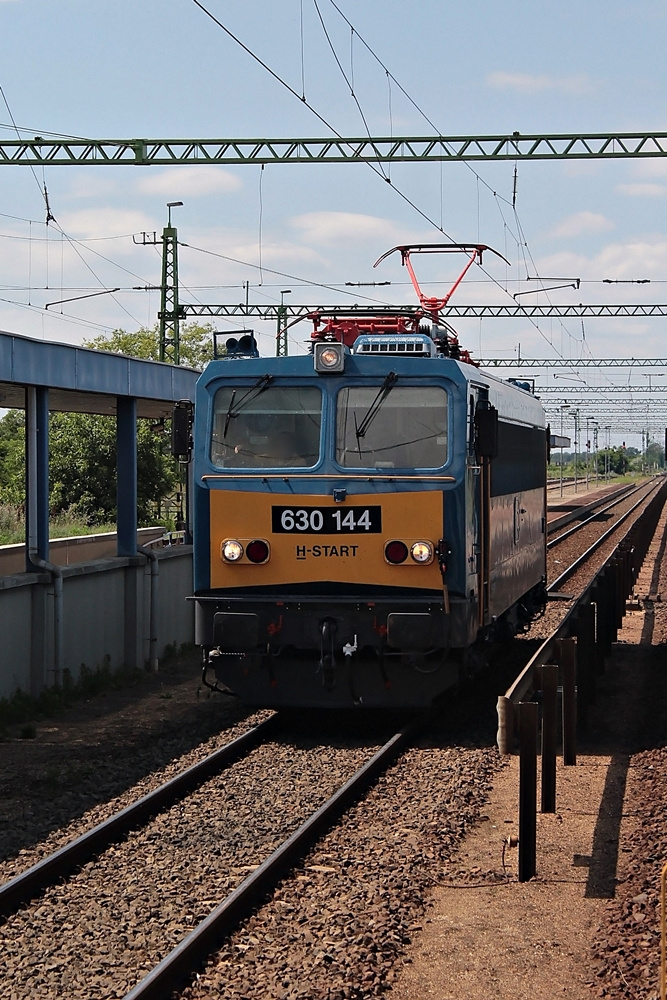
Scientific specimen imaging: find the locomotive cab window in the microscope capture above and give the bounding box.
[211,385,322,469]
[335,385,448,469]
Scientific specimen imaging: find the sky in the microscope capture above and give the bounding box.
[1,0,667,443]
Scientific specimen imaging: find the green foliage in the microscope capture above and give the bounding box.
[0,409,26,507]
[0,659,145,730]
[48,411,176,524]
[83,321,216,370]
[596,446,631,475]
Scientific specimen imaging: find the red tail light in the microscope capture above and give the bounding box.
[385,540,409,564]
[246,539,270,564]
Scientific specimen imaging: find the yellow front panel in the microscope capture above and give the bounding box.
[209,490,444,590]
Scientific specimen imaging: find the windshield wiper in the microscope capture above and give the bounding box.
[354,372,398,444]
[223,374,273,439]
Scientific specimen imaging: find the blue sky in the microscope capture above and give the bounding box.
[1,0,667,440]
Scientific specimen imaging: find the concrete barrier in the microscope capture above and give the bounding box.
[0,527,166,576]
[0,547,194,700]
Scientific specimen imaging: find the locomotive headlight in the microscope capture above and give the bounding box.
[410,541,434,564]
[314,341,345,373]
[221,539,244,562]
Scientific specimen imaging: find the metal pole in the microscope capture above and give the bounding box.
[116,396,138,558]
[540,664,558,813]
[518,701,538,882]
[558,637,577,766]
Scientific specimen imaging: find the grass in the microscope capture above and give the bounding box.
[0,505,117,546]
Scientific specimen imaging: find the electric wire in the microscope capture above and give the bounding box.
[188,0,454,237]
[311,0,389,181]
[319,1,585,359]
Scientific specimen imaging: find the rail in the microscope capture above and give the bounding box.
[123,724,414,1000]
[546,484,639,545]
[497,477,667,881]
[548,479,662,591]
[0,715,278,917]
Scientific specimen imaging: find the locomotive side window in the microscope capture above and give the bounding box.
[335,386,448,469]
[211,385,322,468]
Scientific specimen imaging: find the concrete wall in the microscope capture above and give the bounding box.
[0,548,194,700]
[0,527,166,576]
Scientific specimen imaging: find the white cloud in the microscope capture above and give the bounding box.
[538,239,667,281]
[65,175,120,200]
[616,182,666,197]
[627,158,667,179]
[290,211,404,247]
[487,71,593,95]
[549,211,614,239]
[57,207,157,240]
[134,167,242,198]
[228,239,327,270]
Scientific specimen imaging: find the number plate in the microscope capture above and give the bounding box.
[272,505,382,534]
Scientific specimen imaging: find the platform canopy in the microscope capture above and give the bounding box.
[0,330,199,416]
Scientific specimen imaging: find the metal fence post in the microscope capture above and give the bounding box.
[518,701,538,882]
[557,637,577,766]
[575,603,596,724]
[540,664,558,813]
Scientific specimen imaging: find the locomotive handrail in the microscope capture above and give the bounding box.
[200,473,457,481]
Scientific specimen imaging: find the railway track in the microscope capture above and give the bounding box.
[0,714,280,918]
[546,481,640,544]
[0,712,416,999]
[4,482,667,999]
[547,477,663,595]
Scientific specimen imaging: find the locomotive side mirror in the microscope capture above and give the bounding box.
[475,403,498,459]
[171,399,193,462]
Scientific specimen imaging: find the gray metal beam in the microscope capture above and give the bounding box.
[443,304,667,318]
[537,385,667,393]
[2,132,667,165]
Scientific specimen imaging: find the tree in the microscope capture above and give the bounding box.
[49,413,176,524]
[83,322,216,370]
[596,446,630,475]
[0,409,26,508]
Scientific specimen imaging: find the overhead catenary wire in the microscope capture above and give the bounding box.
[0,83,149,327]
[318,0,584,360]
[188,0,452,236]
[189,0,584,365]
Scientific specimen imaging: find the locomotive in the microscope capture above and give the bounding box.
[183,245,548,708]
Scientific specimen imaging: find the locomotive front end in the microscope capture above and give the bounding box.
[192,337,460,708]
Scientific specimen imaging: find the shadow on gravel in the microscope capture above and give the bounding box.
[580,628,667,899]
[584,752,628,899]
[0,658,248,864]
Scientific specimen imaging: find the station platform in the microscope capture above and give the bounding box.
[546,480,633,531]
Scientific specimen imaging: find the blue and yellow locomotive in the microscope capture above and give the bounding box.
[187,246,547,708]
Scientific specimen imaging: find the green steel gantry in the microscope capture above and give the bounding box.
[182,302,667,321]
[8,129,667,361]
[2,131,667,165]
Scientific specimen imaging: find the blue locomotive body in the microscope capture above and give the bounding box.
[189,332,547,708]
